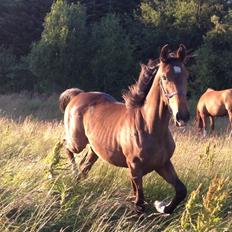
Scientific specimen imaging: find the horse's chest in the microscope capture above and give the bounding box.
[141,146,170,172]
[138,136,175,173]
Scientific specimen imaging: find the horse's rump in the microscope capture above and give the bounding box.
[59,88,83,113]
[196,88,232,124]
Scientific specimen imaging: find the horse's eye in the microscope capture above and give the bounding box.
[162,75,167,81]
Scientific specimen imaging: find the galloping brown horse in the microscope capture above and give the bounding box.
[196,88,232,136]
[59,44,190,214]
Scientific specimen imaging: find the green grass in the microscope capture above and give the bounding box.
[0,94,232,232]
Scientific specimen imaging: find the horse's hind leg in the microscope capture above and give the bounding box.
[201,114,207,137]
[209,116,215,134]
[79,146,98,177]
[66,148,78,176]
[154,161,187,214]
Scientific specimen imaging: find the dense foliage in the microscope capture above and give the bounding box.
[0,0,232,98]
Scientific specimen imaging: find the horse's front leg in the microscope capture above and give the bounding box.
[127,160,145,214]
[154,161,187,214]
[227,110,232,138]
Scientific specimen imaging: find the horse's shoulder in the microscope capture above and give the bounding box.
[198,89,215,105]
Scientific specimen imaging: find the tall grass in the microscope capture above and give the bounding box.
[0,94,231,231]
[0,93,61,120]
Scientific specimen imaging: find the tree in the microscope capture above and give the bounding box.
[138,0,228,50]
[192,12,232,95]
[90,14,135,97]
[0,46,34,93]
[29,0,89,92]
[68,0,140,22]
[0,0,53,57]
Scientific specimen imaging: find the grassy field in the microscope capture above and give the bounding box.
[0,94,232,232]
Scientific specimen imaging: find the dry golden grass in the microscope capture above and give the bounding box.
[0,94,231,232]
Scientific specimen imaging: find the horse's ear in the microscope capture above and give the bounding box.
[140,63,147,72]
[140,63,146,69]
[160,44,169,63]
[177,44,186,62]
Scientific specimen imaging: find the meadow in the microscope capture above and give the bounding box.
[0,94,231,232]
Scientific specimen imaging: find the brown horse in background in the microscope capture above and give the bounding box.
[59,44,190,214]
[196,88,232,136]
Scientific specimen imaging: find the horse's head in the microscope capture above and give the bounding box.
[157,44,190,126]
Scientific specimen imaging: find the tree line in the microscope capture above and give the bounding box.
[0,0,232,99]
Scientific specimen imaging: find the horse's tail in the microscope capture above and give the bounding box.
[195,108,203,129]
[59,88,83,113]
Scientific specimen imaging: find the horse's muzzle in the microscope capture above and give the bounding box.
[175,111,190,127]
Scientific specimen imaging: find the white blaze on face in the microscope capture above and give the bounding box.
[173,66,181,74]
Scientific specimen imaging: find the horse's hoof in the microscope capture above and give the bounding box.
[143,200,149,206]
[72,171,81,181]
[154,201,170,215]
[203,130,207,138]
[154,200,165,213]
[228,132,232,139]
[135,204,145,214]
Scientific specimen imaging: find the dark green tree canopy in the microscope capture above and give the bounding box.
[0,0,53,57]
[0,0,232,97]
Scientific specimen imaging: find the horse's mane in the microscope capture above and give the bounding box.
[123,59,159,108]
[122,49,185,109]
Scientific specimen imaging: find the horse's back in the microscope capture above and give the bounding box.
[65,91,125,133]
[67,91,116,109]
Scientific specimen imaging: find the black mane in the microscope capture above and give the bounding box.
[123,59,158,108]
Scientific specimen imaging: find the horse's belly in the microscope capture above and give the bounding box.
[210,108,227,117]
[90,143,128,168]
[206,102,227,116]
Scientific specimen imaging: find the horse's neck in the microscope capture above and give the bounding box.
[141,77,170,134]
